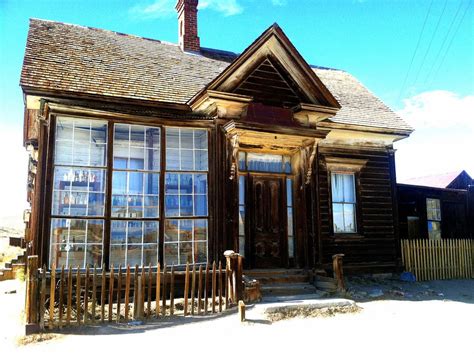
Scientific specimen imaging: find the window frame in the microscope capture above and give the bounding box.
[329,171,359,235]
[426,197,442,240]
[46,115,211,270]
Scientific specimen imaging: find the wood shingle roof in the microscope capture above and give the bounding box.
[20,19,412,133]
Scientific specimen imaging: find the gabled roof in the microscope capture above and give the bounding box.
[198,23,340,109]
[20,19,412,133]
[400,170,473,189]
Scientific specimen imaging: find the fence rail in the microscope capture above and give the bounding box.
[25,251,244,331]
[401,239,474,281]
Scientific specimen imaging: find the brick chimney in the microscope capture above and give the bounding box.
[176,0,200,52]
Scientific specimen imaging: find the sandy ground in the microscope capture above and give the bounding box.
[1,279,473,354]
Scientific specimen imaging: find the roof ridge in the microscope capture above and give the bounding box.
[29,18,180,47]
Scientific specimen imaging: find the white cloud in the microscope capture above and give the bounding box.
[398,90,474,130]
[395,90,474,181]
[130,0,176,20]
[130,0,243,19]
[199,0,243,16]
[0,125,29,229]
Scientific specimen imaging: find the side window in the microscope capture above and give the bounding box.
[426,198,441,240]
[331,172,357,233]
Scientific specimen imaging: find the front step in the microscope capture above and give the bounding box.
[244,269,318,298]
[261,283,317,297]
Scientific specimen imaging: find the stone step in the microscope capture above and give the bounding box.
[261,283,317,297]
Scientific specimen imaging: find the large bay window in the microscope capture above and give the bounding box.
[50,117,209,268]
[331,172,357,233]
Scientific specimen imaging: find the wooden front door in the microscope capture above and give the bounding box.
[248,175,286,268]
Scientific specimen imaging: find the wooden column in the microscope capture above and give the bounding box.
[332,253,345,292]
[25,255,39,334]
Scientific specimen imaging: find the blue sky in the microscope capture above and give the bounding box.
[0,0,473,225]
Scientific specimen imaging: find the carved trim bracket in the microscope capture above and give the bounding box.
[305,138,318,185]
[229,134,240,180]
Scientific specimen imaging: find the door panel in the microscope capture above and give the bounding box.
[249,175,286,268]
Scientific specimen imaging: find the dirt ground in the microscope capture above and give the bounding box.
[1,278,473,354]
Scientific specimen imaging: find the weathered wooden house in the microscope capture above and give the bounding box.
[398,170,474,240]
[21,0,413,276]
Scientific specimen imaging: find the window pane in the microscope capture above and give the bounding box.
[239,176,245,204]
[165,195,179,216]
[195,149,208,171]
[110,245,126,266]
[112,171,127,194]
[145,127,161,149]
[143,221,159,243]
[286,179,293,207]
[179,242,193,264]
[238,206,245,236]
[428,221,441,240]
[194,242,207,263]
[144,196,159,218]
[85,245,102,267]
[180,174,193,194]
[164,243,179,265]
[343,174,356,203]
[180,195,193,216]
[127,221,143,244]
[331,174,344,203]
[194,174,207,194]
[332,203,344,233]
[143,244,158,266]
[111,221,127,245]
[144,173,159,195]
[287,207,294,236]
[165,173,179,194]
[181,149,194,170]
[283,156,291,173]
[343,204,356,232]
[165,220,179,242]
[50,218,103,268]
[127,245,142,267]
[194,130,208,150]
[55,141,73,165]
[130,125,145,147]
[194,219,207,241]
[180,129,193,149]
[194,195,207,216]
[166,148,180,170]
[247,153,283,173]
[56,118,74,140]
[166,128,179,148]
[239,236,245,256]
[288,236,294,259]
[238,152,246,171]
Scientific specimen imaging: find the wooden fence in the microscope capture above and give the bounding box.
[401,239,474,281]
[25,251,244,332]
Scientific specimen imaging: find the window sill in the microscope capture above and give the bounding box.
[331,234,365,242]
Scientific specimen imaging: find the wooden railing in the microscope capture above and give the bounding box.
[401,239,474,281]
[25,251,244,332]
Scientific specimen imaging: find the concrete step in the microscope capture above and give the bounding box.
[261,283,317,297]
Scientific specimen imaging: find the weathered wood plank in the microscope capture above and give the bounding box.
[155,263,161,317]
[75,266,81,325]
[49,265,56,329]
[66,265,72,325]
[184,263,189,316]
[124,265,131,321]
[170,265,175,316]
[100,265,106,323]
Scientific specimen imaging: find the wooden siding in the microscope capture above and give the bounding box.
[317,146,398,272]
[398,184,472,240]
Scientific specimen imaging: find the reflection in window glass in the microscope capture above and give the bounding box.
[110,221,159,266]
[165,127,208,265]
[426,198,441,240]
[51,117,107,268]
[331,173,357,233]
[164,219,207,265]
[287,179,295,258]
[50,218,103,268]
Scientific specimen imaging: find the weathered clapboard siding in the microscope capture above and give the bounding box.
[317,146,398,271]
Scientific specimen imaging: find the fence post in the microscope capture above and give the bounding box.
[25,255,39,334]
[332,253,345,291]
[224,250,244,304]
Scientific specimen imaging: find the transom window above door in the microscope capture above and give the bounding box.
[238,152,291,173]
